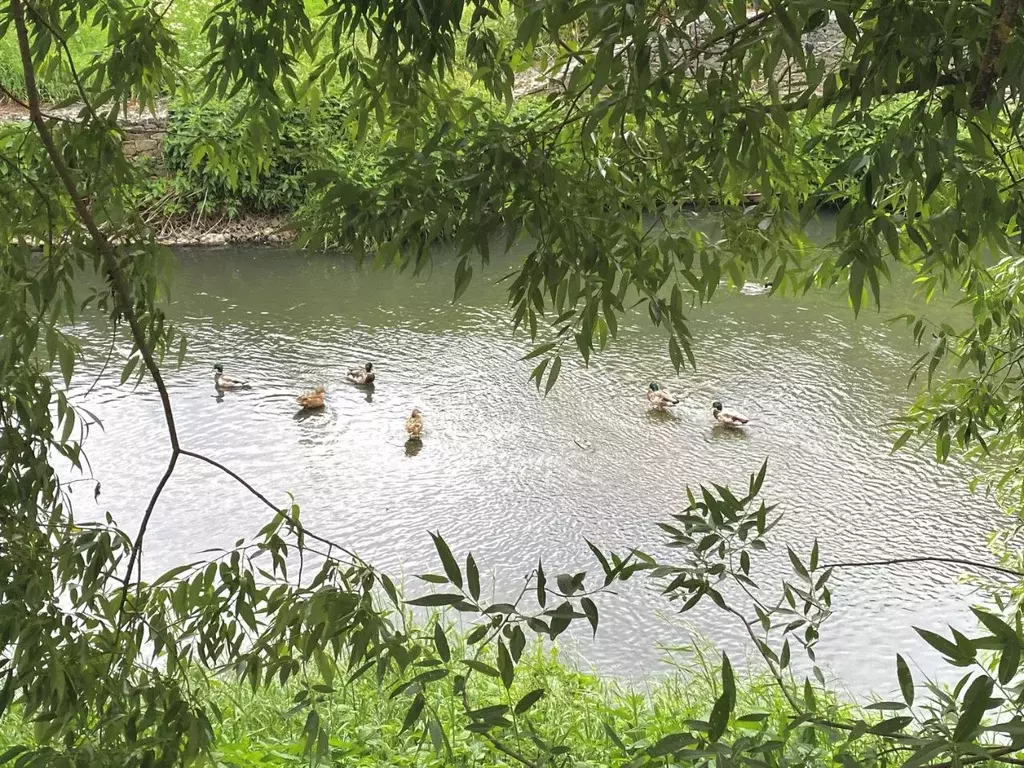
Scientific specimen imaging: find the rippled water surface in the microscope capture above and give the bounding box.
[66,244,1002,696]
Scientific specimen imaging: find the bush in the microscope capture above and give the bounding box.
[161,99,348,216]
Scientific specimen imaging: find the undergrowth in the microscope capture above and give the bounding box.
[0,639,871,768]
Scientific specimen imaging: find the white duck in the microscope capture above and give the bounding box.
[712,400,749,427]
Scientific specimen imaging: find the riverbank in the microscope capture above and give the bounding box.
[145,211,295,247]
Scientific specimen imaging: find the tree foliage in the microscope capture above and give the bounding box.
[3,0,1024,766]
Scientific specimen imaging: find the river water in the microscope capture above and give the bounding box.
[64,244,1002,698]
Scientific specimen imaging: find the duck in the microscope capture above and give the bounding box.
[348,362,375,385]
[214,363,250,390]
[405,408,424,439]
[647,382,681,409]
[712,400,749,427]
[297,386,326,410]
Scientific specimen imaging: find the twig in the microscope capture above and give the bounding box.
[824,556,1022,579]
[178,449,367,566]
[84,321,120,398]
[0,81,76,123]
[923,745,1024,768]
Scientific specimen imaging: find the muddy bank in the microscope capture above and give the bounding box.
[145,211,295,247]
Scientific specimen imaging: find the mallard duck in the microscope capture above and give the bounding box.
[647,382,680,409]
[712,400,749,427]
[297,386,326,410]
[348,362,375,385]
[405,408,424,439]
[214,363,250,390]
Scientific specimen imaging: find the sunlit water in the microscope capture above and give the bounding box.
[62,244,1003,698]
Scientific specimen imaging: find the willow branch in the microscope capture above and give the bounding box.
[178,449,367,566]
[824,556,1022,579]
[24,0,99,123]
[969,0,1022,110]
[10,0,180,634]
[924,744,1023,768]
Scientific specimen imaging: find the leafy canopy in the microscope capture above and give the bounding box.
[3,0,1024,766]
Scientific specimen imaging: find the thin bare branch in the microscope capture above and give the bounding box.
[824,556,1022,579]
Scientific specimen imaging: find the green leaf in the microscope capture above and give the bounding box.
[510,625,526,662]
[522,342,557,361]
[417,574,449,584]
[649,732,694,757]
[953,675,994,742]
[896,654,914,706]
[497,641,514,689]
[536,560,546,608]
[716,653,733,709]
[514,688,545,715]
[466,553,480,602]
[751,460,767,496]
[891,430,914,453]
[708,693,730,741]
[581,597,598,637]
[433,623,450,663]
[0,747,28,766]
[971,608,1016,641]
[556,573,577,595]
[59,342,75,387]
[453,260,473,301]
[915,627,964,662]
[787,548,809,579]
[406,593,464,607]
[604,722,628,754]
[544,355,562,394]
[999,640,1021,685]
[870,716,913,735]
[120,355,139,386]
[430,532,462,588]
[462,659,500,677]
[152,563,200,588]
[849,258,865,315]
[401,693,425,733]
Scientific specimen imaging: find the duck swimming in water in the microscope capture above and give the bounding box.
[405,408,424,439]
[712,400,749,427]
[647,383,680,410]
[297,386,326,410]
[214,363,250,390]
[348,362,375,385]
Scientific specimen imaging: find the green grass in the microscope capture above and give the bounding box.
[0,640,871,767]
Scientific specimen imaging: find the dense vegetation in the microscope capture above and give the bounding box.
[4,0,1024,766]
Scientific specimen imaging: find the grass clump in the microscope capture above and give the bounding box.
[0,640,880,767]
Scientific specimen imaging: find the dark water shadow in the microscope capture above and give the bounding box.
[404,438,423,457]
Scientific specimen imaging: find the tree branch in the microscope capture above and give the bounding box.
[924,744,1023,768]
[969,0,1023,110]
[824,556,1022,579]
[10,0,181,634]
[178,449,367,566]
